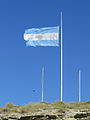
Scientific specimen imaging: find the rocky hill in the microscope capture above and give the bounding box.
[0,101,90,120]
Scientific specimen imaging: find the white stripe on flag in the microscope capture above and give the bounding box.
[24,33,59,41]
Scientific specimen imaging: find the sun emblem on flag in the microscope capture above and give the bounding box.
[36,34,43,40]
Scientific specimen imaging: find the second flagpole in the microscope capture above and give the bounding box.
[60,12,63,101]
[42,67,44,102]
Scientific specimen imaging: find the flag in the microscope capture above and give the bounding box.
[24,26,59,47]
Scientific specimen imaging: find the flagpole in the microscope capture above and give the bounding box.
[78,70,81,102]
[60,12,63,101]
[42,67,44,102]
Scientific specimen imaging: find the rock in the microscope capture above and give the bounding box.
[0,102,90,120]
[65,118,76,120]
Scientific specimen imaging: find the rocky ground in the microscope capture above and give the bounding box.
[0,101,90,120]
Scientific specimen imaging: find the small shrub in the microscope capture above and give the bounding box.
[2,108,8,113]
[6,102,15,108]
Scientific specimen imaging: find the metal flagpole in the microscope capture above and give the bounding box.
[42,67,44,102]
[78,70,81,102]
[60,12,63,101]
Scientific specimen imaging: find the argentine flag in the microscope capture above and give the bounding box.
[24,26,59,47]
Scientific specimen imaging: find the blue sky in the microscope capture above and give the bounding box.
[0,0,90,106]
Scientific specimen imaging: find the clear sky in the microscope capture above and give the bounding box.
[0,0,90,106]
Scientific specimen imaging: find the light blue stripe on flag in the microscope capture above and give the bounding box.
[24,26,59,47]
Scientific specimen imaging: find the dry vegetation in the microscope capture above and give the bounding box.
[0,101,90,113]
